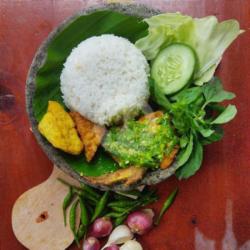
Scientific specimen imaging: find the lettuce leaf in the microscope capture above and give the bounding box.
[135,13,242,86]
[135,13,195,60]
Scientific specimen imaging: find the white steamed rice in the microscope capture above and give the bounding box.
[60,34,149,126]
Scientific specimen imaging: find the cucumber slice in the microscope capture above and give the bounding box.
[151,43,196,95]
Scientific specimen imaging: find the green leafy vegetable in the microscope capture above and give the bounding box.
[136,13,242,85]
[136,13,195,60]
[201,126,224,145]
[152,77,237,178]
[194,17,243,85]
[176,137,203,179]
[211,104,237,124]
[175,134,193,168]
[202,77,236,106]
[171,86,202,104]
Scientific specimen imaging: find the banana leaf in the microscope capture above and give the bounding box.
[33,10,148,176]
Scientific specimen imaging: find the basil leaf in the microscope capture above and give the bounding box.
[201,126,224,145]
[179,135,189,148]
[207,103,226,113]
[211,105,237,124]
[198,127,214,137]
[171,87,203,104]
[193,120,214,137]
[202,77,235,105]
[176,134,194,168]
[176,136,203,179]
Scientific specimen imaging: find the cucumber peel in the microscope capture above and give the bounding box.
[151,43,196,95]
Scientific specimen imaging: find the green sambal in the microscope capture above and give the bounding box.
[103,113,178,168]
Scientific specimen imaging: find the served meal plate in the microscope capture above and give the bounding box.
[26,3,241,191]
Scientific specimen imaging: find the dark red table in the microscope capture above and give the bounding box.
[1,1,250,249]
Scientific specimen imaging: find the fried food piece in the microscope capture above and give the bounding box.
[85,166,146,186]
[70,112,106,162]
[38,101,83,155]
[160,146,179,169]
[138,111,164,122]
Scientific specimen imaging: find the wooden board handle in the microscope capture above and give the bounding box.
[12,165,80,250]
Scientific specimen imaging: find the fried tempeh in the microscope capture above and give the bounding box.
[85,166,146,186]
[70,112,106,162]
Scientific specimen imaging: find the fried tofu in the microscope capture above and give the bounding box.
[38,101,83,155]
[85,166,146,186]
[70,112,106,162]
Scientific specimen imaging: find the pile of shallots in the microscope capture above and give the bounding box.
[83,209,154,250]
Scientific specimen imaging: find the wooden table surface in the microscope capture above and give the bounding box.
[1,0,250,249]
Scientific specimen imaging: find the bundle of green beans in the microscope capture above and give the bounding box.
[57,178,159,245]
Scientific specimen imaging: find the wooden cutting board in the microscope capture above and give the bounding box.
[12,165,80,250]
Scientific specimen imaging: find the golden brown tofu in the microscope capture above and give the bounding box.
[70,112,106,162]
[85,166,146,186]
[38,101,83,155]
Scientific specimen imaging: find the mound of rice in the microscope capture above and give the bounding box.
[60,34,149,126]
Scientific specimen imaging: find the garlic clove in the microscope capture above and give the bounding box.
[101,225,133,250]
[120,240,143,250]
[108,225,133,245]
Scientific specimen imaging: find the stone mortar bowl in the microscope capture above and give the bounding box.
[26,3,178,191]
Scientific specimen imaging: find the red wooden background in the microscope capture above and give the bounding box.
[1,1,250,249]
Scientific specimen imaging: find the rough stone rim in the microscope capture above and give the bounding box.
[26,3,178,191]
